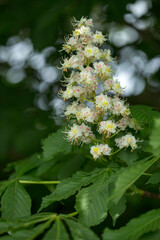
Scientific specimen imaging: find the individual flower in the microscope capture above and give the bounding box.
[98,120,117,134]
[66,123,95,144]
[84,46,100,58]
[111,98,130,116]
[93,31,107,44]
[90,144,111,159]
[115,133,138,149]
[93,61,112,78]
[95,93,111,111]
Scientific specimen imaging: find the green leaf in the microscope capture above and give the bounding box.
[150,118,160,156]
[57,153,86,180]
[65,218,99,240]
[11,220,52,240]
[75,170,109,226]
[103,209,160,240]
[147,172,160,184]
[110,157,158,204]
[0,236,14,240]
[42,219,69,240]
[140,230,160,240]
[1,181,31,220]
[36,159,58,176]
[39,168,104,211]
[0,180,12,197]
[117,150,139,165]
[0,221,11,234]
[130,105,159,126]
[140,140,153,153]
[42,128,72,161]
[109,197,126,226]
[15,154,40,177]
[0,213,55,234]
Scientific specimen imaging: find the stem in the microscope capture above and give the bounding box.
[68,211,78,217]
[129,185,160,199]
[108,114,115,120]
[79,97,94,103]
[111,148,122,156]
[19,180,60,185]
[141,173,152,176]
[88,137,104,143]
[101,156,108,163]
[109,130,121,139]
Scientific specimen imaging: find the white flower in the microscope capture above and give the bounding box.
[102,144,112,155]
[104,78,114,91]
[90,144,111,159]
[80,67,97,86]
[84,46,100,58]
[113,80,124,94]
[116,117,130,130]
[90,145,102,159]
[100,49,112,62]
[111,98,130,115]
[62,87,74,99]
[66,123,95,144]
[128,118,142,131]
[98,120,117,134]
[64,102,78,116]
[115,133,137,149]
[93,31,107,44]
[71,17,93,28]
[95,93,111,111]
[93,61,112,77]
[79,26,92,36]
[67,124,83,142]
[72,86,84,98]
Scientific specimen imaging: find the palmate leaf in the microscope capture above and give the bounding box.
[130,105,159,126]
[103,209,160,240]
[75,170,109,226]
[65,218,100,240]
[150,118,160,156]
[42,219,69,240]
[0,213,99,240]
[11,220,52,240]
[42,128,72,161]
[0,213,56,235]
[110,156,158,204]
[39,168,105,211]
[1,181,31,220]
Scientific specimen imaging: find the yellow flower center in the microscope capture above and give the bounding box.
[107,124,113,129]
[115,84,120,89]
[72,129,78,134]
[96,34,101,39]
[102,100,108,106]
[74,30,80,36]
[86,48,92,53]
[93,147,99,153]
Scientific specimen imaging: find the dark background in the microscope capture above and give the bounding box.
[0,0,160,175]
